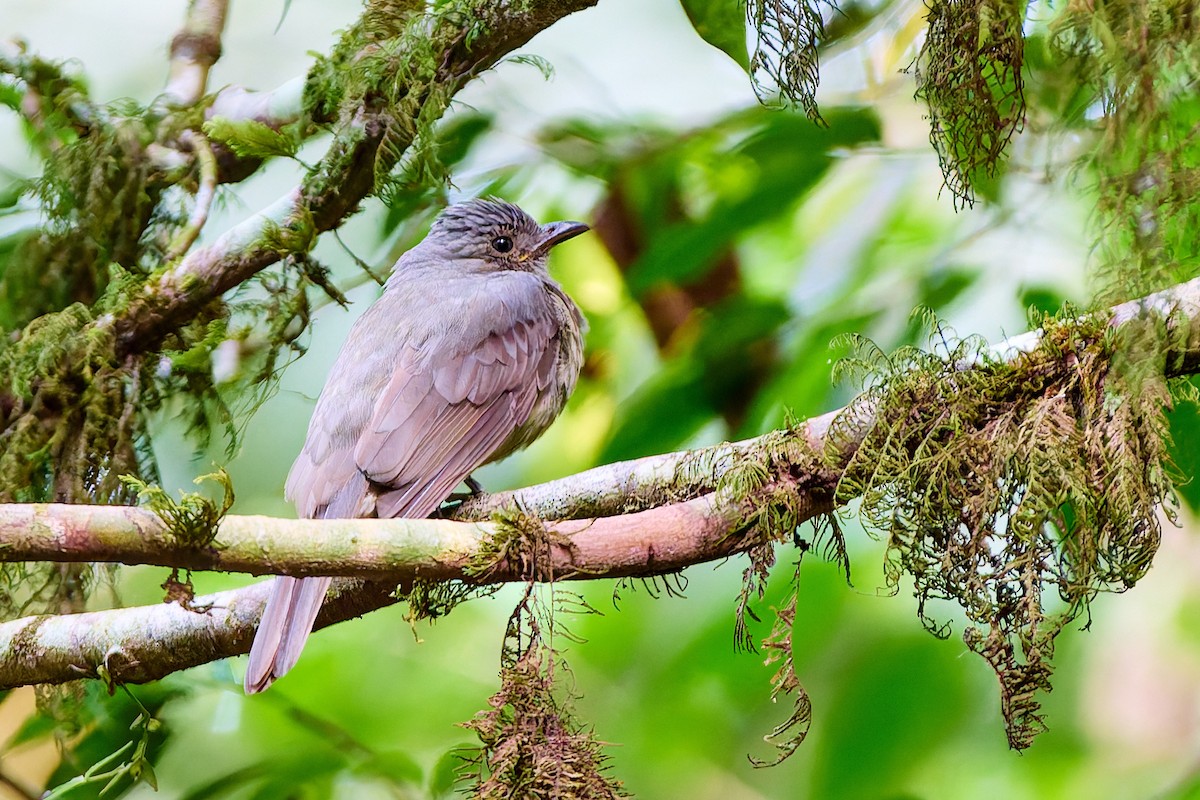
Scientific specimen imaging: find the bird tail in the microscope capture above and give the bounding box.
[243,575,333,694]
[244,473,368,694]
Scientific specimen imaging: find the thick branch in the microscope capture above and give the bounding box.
[0,579,399,690]
[0,496,740,581]
[449,409,839,522]
[2,276,1200,688]
[0,496,742,688]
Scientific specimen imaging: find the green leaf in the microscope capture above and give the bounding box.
[1019,285,1070,318]
[680,0,750,70]
[357,749,422,786]
[0,82,21,111]
[0,179,26,210]
[600,359,716,462]
[8,709,57,747]
[625,108,881,295]
[202,117,299,160]
[428,747,468,796]
[178,763,272,800]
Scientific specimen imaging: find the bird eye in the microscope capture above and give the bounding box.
[491,235,514,253]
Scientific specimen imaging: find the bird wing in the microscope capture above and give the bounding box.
[354,308,561,520]
[253,297,564,691]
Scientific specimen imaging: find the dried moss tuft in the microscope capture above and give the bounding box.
[461,588,625,800]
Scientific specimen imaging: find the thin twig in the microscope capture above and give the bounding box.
[165,130,219,261]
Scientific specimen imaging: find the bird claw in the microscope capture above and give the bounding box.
[442,475,487,509]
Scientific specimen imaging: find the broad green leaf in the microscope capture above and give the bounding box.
[680,0,750,70]
[179,763,273,800]
[1019,285,1071,318]
[624,108,881,294]
[428,747,468,796]
[600,359,716,462]
[357,748,422,786]
[7,708,57,748]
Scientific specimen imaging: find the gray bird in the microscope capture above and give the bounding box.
[244,199,588,693]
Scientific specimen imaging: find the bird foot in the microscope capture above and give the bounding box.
[443,474,487,509]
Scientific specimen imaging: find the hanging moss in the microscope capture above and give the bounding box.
[911,0,1027,206]
[461,587,626,800]
[1050,0,1200,305]
[832,311,1174,748]
[745,0,828,122]
[748,559,812,768]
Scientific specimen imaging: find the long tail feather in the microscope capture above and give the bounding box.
[244,575,333,694]
[244,474,366,694]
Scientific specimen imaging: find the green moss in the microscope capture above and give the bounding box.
[467,508,577,582]
[1048,0,1200,304]
[833,311,1173,749]
[119,469,234,549]
[399,578,498,629]
[301,0,492,205]
[911,0,1026,206]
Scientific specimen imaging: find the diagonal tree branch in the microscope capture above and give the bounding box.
[2,275,1200,689]
[447,409,841,522]
[450,275,1200,523]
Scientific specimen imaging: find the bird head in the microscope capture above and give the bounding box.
[421,198,589,273]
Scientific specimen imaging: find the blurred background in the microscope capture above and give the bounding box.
[4,0,1200,798]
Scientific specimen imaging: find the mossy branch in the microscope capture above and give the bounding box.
[2,276,1200,691]
[104,0,599,359]
[0,496,741,688]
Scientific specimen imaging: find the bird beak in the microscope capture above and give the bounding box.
[535,220,589,255]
